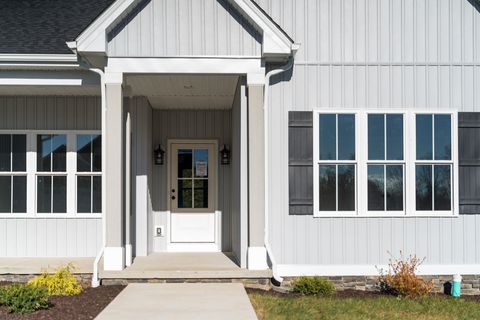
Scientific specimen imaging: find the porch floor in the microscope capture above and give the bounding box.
[100,253,272,279]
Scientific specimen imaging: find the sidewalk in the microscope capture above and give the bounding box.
[95,283,258,320]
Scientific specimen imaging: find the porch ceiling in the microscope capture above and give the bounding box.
[125,74,239,110]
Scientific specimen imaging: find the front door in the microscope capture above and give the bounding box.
[169,142,218,251]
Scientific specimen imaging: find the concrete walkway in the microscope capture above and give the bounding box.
[95,283,258,320]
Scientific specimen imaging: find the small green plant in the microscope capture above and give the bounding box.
[0,283,49,313]
[28,263,82,296]
[291,276,336,296]
[378,252,434,298]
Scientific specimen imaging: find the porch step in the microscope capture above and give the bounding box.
[100,277,272,291]
[99,269,272,279]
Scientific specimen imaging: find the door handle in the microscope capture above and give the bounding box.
[171,189,176,193]
[171,196,176,200]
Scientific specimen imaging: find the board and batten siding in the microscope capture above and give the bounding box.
[151,109,235,252]
[0,96,102,257]
[108,0,262,57]
[253,0,480,266]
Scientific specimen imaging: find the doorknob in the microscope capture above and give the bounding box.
[171,189,176,193]
[171,196,176,200]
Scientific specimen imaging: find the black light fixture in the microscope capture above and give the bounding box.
[154,144,165,165]
[220,144,231,165]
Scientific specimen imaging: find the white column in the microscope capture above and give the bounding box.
[103,72,125,271]
[246,73,268,270]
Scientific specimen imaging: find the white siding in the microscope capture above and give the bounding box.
[254,0,480,265]
[0,96,102,257]
[108,0,262,57]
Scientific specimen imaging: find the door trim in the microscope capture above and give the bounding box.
[166,139,221,252]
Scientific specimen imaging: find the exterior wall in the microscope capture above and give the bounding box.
[108,0,262,57]
[0,96,102,257]
[254,0,480,266]
[151,109,234,253]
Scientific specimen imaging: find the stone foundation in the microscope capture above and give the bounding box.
[0,273,93,285]
[281,275,480,295]
[101,278,271,290]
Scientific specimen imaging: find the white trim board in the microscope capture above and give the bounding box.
[277,264,480,277]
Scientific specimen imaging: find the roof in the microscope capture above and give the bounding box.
[0,0,116,54]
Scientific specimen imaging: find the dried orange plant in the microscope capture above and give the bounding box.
[378,252,434,298]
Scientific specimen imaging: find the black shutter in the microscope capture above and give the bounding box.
[288,111,313,215]
[459,112,480,214]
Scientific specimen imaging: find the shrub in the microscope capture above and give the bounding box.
[378,252,434,298]
[291,276,336,296]
[28,263,82,296]
[0,283,49,313]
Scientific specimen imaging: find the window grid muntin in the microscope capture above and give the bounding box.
[367,114,405,213]
[317,113,357,214]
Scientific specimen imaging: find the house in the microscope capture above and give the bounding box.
[1,0,480,289]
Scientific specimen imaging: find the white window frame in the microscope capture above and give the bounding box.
[365,111,406,216]
[313,111,359,217]
[313,110,459,218]
[0,134,28,215]
[0,130,102,219]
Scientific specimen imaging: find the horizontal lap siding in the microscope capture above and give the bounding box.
[0,96,102,257]
[108,0,262,57]
[255,0,480,265]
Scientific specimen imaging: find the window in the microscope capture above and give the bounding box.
[316,113,356,213]
[37,134,67,213]
[415,114,452,212]
[313,111,457,217]
[76,135,102,213]
[367,114,404,212]
[0,135,27,213]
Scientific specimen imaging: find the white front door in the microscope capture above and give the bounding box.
[169,142,219,251]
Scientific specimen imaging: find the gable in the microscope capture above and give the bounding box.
[107,0,262,57]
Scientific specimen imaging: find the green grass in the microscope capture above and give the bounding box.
[248,291,480,320]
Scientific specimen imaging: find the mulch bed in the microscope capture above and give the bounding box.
[246,288,480,301]
[0,284,125,320]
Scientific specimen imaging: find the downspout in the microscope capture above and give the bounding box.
[68,42,107,287]
[263,51,297,284]
[125,106,132,267]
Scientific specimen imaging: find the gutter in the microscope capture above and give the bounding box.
[263,46,299,283]
[68,41,107,287]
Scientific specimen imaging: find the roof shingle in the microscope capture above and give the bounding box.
[0,0,115,54]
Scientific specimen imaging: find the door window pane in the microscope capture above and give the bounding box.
[194,149,209,178]
[368,115,385,160]
[53,176,66,213]
[338,115,355,160]
[194,180,209,208]
[416,115,433,160]
[319,114,336,160]
[338,165,355,211]
[178,179,193,208]
[0,135,11,172]
[77,176,91,213]
[434,115,451,160]
[416,165,433,210]
[387,115,404,160]
[178,150,193,178]
[434,165,451,210]
[12,176,26,213]
[0,176,11,213]
[37,176,52,213]
[386,165,403,211]
[368,165,384,210]
[319,165,336,211]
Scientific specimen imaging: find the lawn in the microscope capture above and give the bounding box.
[248,290,480,320]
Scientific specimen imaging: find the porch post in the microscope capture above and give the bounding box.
[104,72,125,271]
[246,74,268,270]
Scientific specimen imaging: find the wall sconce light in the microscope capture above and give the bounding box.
[220,144,231,165]
[154,145,165,165]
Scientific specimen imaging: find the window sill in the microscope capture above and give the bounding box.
[314,212,459,218]
[0,213,102,219]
